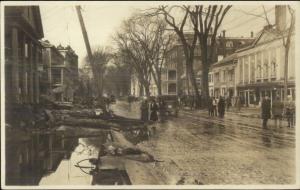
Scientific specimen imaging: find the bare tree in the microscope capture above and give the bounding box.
[85,47,111,97]
[280,6,295,102]
[114,14,172,96]
[188,5,232,107]
[152,6,200,102]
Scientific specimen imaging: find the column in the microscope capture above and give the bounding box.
[242,57,245,84]
[11,27,20,103]
[254,53,257,81]
[268,50,271,81]
[21,33,28,103]
[28,41,34,103]
[248,56,251,84]
[34,46,40,104]
[61,68,64,101]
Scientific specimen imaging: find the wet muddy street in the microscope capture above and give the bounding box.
[5,101,295,185]
[111,101,296,185]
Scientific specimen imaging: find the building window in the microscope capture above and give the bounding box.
[270,49,277,79]
[250,54,255,82]
[168,83,176,94]
[223,70,227,82]
[25,43,28,58]
[208,73,214,83]
[168,70,176,81]
[256,52,262,80]
[263,50,269,79]
[226,41,233,48]
[215,72,220,83]
[228,69,234,81]
[52,68,62,84]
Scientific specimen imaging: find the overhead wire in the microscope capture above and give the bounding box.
[224,7,275,32]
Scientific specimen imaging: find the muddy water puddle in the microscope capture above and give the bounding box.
[6,126,131,186]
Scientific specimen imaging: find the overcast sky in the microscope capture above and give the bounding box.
[40,3,278,68]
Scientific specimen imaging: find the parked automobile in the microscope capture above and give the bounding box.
[159,95,179,117]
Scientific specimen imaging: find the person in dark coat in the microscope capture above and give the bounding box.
[150,99,159,121]
[208,97,213,116]
[158,98,166,122]
[140,99,149,122]
[226,96,231,111]
[218,96,226,118]
[272,96,284,127]
[261,96,271,128]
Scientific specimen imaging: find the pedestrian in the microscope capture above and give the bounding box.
[272,96,284,127]
[226,96,231,111]
[208,96,213,116]
[285,95,295,128]
[140,99,149,122]
[218,96,226,118]
[150,99,159,122]
[212,97,217,116]
[236,96,241,112]
[261,95,271,128]
[159,98,166,122]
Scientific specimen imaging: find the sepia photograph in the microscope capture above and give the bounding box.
[1,1,299,189]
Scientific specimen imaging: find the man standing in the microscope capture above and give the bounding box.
[261,96,271,128]
[272,96,284,127]
[218,96,226,118]
[140,99,149,122]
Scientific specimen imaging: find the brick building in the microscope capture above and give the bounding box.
[162,32,254,96]
[40,40,65,101]
[56,45,79,102]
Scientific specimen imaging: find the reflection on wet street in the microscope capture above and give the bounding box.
[6,126,132,185]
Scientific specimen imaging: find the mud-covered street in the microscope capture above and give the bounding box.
[112,101,296,185]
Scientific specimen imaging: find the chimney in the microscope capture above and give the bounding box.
[275,5,286,31]
[210,27,213,34]
[250,31,254,38]
[222,30,226,37]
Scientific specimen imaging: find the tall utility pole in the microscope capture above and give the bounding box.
[75,5,93,65]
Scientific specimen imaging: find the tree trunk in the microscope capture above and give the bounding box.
[201,65,209,108]
[157,78,162,96]
[200,42,210,108]
[187,57,200,108]
[144,83,150,98]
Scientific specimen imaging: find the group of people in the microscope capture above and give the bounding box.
[261,95,295,128]
[208,96,227,118]
[140,98,166,122]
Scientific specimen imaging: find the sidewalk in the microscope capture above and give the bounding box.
[182,106,261,118]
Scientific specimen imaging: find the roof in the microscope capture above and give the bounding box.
[236,25,294,53]
[40,40,64,58]
[212,53,237,67]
